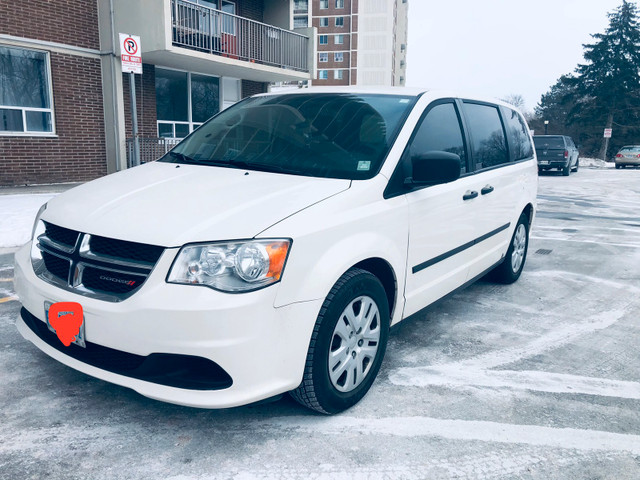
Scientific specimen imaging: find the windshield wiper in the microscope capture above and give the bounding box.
[168,151,203,164]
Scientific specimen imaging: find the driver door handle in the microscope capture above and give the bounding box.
[463,190,478,201]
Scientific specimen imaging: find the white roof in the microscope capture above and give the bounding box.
[258,86,522,112]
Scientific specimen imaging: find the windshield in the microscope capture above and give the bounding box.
[159,93,417,180]
[533,136,565,149]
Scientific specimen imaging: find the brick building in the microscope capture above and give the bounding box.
[291,0,407,87]
[0,0,315,185]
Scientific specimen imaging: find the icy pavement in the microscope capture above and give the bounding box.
[0,194,55,248]
[1,168,639,479]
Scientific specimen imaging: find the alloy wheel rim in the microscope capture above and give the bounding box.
[511,224,527,273]
[328,295,381,393]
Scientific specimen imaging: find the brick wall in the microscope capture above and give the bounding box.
[0,0,99,49]
[122,65,158,138]
[241,80,268,98]
[0,52,107,186]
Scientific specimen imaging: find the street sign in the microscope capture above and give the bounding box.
[604,128,612,138]
[119,33,142,74]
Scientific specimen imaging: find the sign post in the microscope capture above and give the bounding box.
[119,34,142,167]
[603,128,613,162]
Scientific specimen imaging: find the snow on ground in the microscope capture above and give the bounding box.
[579,157,614,168]
[0,194,55,248]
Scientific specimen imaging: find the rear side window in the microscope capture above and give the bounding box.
[503,108,533,161]
[462,102,509,169]
[409,102,467,174]
[533,136,565,149]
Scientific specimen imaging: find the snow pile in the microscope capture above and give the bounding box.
[0,194,56,248]
[579,157,613,169]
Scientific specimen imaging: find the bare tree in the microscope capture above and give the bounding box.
[501,94,526,110]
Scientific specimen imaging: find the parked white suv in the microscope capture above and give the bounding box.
[15,88,537,414]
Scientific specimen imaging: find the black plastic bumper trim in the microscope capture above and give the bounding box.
[20,307,233,391]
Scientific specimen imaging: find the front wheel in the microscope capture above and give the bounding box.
[290,268,390,414]
[490,213,530,284]
[572,158,579,172]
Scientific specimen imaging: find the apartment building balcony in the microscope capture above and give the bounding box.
[111,0,313,82]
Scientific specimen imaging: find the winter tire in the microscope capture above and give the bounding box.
[290,268,390,414]
[490,213,530,284]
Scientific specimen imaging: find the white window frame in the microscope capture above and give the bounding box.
[334,52,344,62]
[318,70,329,80]
[156,67,224,139]
[319,52,329,63]
[319,0,329,9]
[319,17,329,27]
[335,16,344,27]
[334,34,344,45]
[336,0,344,8]
[0,45,56,137]
[319,35,329,45]
[334,69,344,80]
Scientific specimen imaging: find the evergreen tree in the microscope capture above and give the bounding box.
[574,0,640,158]
[533,1,640,158]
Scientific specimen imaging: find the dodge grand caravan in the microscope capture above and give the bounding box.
[15,88,537,414]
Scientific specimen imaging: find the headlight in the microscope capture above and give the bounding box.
[30,203,47,273]
[167,239,291,293]
[31,202,47,240]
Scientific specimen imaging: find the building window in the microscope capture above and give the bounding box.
[319,52,328,62]
[319,17,329,27]
[0,45,54,135]
[334,35,344,44]
[318,70,328,80]
[335,16,344,27]
[294,16,308,28]
[156,68,220,139]
[336,0,344,8]
[294,0,309,11]
[334,52,343,62]
[319,0,328,9]
[319,35,328,45]
[334,69,344,80]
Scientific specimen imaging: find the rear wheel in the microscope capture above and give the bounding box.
[490,213,530,284]
[562,163,571,176]
[290,268,390,414]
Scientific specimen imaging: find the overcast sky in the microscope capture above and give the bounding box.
[405,0,629,113]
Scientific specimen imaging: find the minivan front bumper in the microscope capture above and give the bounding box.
[14,243,322,408]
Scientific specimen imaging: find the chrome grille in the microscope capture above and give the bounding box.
[32,223,164,302]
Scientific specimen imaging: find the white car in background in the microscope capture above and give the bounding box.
[15,88,537,414]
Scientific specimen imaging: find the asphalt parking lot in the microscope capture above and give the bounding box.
[1,168,639,479]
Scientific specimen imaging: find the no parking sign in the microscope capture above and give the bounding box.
[119,33,142,74]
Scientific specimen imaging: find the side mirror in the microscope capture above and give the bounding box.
[406,151,461,187]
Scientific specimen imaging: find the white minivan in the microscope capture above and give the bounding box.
[15,88,537,414]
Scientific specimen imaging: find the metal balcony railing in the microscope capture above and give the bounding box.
[171,0,309,72]
[126,137,180,167]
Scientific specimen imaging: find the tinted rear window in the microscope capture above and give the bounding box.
[503,108,533,161]
[534,137,565,149]
[462,102,509,169]
[620,146,640,153]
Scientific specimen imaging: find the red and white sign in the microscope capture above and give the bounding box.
[604,128,613,138]
[119,33,142,74]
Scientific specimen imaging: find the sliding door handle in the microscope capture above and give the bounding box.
[463,190,478,201]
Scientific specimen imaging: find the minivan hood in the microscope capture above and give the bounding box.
[43,162,350,247]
